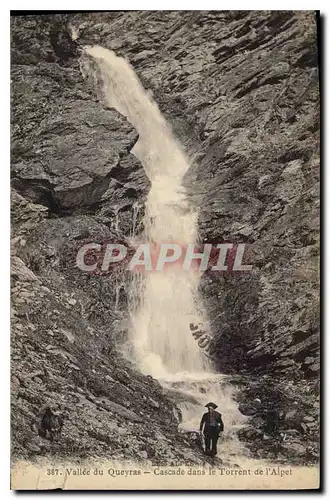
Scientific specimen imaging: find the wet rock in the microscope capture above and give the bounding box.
[303,415,315,423]
[282,442,307,456]
[102,401,143,423]
[26,441,41,454]
[285,410,297,421]
[237,426,264,441]
[61,329,75,343]
[149,398,160,409]
[172,407,182,424]
[11,256,41,283]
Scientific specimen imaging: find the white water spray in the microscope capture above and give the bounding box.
[85,46,208,377]
[85,46,251,464]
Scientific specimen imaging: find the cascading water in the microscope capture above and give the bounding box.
[85,45,248,463]
[85,45,208,376]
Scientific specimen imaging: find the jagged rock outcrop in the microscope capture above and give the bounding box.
[11,15,149,229]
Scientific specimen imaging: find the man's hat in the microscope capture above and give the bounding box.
[205,402,218,409]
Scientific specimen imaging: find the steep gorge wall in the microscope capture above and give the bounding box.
[68,10,319,380]
[11,14,200,464]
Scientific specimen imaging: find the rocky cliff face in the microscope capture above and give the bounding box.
[75,10,319,378]
[11,11,319,464]
[11,180,208,465]
[11,14,201,465]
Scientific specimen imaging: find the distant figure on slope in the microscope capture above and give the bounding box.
[199,402,224,456]
[38,406,64,441]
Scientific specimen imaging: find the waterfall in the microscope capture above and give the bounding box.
[85,46,209,377]
[85,46,250,465]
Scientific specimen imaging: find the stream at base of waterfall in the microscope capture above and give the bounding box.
[84,45,263,466]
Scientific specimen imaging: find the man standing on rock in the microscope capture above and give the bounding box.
[199,402,224,456]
